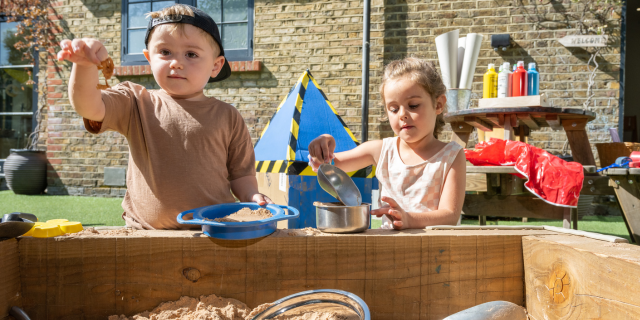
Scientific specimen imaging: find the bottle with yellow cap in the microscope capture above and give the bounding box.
[483,64,498,99]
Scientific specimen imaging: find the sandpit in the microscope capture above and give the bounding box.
[108,294,354,320]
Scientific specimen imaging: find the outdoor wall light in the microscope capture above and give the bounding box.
[491,34,511,51]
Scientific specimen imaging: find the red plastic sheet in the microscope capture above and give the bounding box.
[465,138,584,208]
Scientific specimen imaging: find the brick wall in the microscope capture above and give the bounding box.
[39,0,621,196]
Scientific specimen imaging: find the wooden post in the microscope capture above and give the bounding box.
[450,121,474,148]
[563,208,571,229]
[479,215,486,225]
[609,173,640,243]
[562,119,596,166]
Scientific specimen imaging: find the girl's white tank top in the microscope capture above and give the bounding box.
[375,137,463,229]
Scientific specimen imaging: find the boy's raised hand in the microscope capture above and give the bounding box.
[371,196,409,230]
[308,134,336,172]
[57,38,109,66]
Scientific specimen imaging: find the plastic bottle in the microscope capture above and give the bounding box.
[483,64,498,98]
[511,61,528,97]
[527,62,539,96]
[497,62,511,98]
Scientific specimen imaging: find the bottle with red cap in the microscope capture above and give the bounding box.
[510,61,528,97]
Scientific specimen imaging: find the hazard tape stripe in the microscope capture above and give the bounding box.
[255,161,375,177]
[287,72,308,161]
[308,73,360,145]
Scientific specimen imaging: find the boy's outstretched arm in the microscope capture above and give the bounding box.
[57,38,108,122]
[230,176,274,206]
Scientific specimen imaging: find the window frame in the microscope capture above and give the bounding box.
[120,0,254,65]
[0,16,39,159]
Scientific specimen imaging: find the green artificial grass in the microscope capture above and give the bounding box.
[0,190,125,226]
[372,215,632,242]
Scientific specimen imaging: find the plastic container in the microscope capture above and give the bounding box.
[595,142,640,167]
[33,224,63,238]
[177,203,300,240]
[511,61,528,97]
[59,222,83,234]
[528,62,539,95]
[482,64,498,99]
[497,62,511,98]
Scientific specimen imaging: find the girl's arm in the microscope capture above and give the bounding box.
[57,38,109,122]
[373,149,466,229]
[308,134,383,173]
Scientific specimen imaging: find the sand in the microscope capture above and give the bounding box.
[108,294,354,320]
[213,207,273,222]
[63,227,137,237]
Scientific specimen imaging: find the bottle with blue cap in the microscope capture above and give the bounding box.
[527,62,539,95]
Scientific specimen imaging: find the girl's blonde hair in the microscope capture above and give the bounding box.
[146,4,219,55]
[379,57,447,139]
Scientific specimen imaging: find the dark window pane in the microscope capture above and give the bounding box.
[129,0,147,2]
[198,0,222,23]
[0,68,34,158]
[222,23,247,49]
[129,2,151,28]
[223,0,247,21]
[128,29,147,54]
[152,1,175,12]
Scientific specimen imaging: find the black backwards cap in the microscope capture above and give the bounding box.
[144,5,231,83]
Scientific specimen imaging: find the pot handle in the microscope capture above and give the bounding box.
[176,209,201,225]
[278,205,299,220]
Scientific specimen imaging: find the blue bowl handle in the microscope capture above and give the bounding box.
[278,205,299,219]
[177,209,201,225]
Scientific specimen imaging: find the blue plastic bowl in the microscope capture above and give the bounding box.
[177,203,299,240]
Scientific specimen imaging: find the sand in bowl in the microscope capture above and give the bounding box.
[108,294,355,320]
[213,207,273,223]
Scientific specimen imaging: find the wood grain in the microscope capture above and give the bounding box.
[463,195,565,219]
[11,230,555,320]
[523,235,640,320]
[478,95,549,108]
[0,239,21,320]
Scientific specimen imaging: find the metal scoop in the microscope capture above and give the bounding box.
[318,164,362,207]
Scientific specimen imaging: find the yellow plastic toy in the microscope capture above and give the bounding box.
[33,224,63,238]
[59,221,83,234]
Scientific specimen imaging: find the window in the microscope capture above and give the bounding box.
[121,0,254,65]
[0,20,38,159]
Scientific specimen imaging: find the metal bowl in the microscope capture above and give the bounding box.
[314,202,370,233]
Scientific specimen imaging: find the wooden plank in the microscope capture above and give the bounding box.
[523,235,640,320]
[465,166,519,174]
[11,230,557,319]
[463,195,565,219]
[484,113,504,127]
[465,173,487,192]
[517,114,540,130]
[561,118,596,166]
[464,116,493,132]
[609,175,640,243]
[450,121,474,148]
[0,239,21,320]
[545,114,563,130]
[478,95,549,108]
[631,168,640,175]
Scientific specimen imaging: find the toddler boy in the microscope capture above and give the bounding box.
[57,4,271,229]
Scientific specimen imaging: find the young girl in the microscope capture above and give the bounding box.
[308,57,466,229]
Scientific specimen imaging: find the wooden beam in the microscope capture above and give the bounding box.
[0,239,21,320]
[463,195,565,219]
[608,175,640,243]
[562,119,596,166]
[14,230,557,319]
[485,113,504,127]
[516,114,540,130]
[450,121,474,148]
[523,235,640,320]
[545,115,563,130]
[464,116,494,132]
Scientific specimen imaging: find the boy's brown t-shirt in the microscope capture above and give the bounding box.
[84,81,256,230]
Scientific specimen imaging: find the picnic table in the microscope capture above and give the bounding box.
[444,107,638,241]
[445,107,597,165]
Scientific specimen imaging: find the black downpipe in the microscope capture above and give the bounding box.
[361,0,371,143]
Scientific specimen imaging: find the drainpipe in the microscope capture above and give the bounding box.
[361,0,371,143]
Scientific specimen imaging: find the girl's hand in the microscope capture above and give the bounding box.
[251,193,274,206]
[371,196,410,230]
[308,134,336,172]
[57,38,109,67]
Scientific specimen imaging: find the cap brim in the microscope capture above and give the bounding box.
[209,59,231,83]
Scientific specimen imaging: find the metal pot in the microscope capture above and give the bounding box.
[315,202,370,233]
